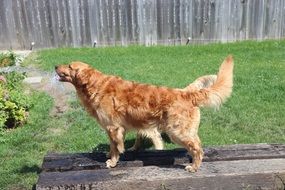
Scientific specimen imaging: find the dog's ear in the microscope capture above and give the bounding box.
[75,68,93,86]
[70,62,90,71]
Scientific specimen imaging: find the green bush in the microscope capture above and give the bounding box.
[0,72,32,131]
[0,52,17,68]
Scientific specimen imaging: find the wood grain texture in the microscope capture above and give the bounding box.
[1,0,285,49]
[37,164,285,190]
[41,143,285,172]
[36,144,285,190]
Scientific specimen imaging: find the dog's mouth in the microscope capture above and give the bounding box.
[55,71,68,82]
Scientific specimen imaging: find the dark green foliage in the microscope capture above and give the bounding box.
[0,72,32,132]
[0,52,17,67]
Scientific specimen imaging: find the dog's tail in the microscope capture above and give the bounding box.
[182,75,217,92]
[188,55,234,109]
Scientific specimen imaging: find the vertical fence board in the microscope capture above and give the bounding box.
[106,0,114,45]
[208,0,216,42]
[0,8,5,49]
[0,0,10,49]
[236,0,245,41]
[88,0,98,46]
[282,0,285,37]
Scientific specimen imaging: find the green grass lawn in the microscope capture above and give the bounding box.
[1,40,285,189]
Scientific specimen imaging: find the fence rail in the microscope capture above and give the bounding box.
[0,0,285,50]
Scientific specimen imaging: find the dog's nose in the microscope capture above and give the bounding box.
[55,65,58,70]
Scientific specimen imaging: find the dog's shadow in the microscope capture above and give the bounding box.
[91,134,186,169]
[92,133,172,152]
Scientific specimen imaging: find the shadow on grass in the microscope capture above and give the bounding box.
[18,165,42,189]
[19,165,41,174]
[92,133,172,152]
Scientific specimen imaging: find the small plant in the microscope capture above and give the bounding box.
[0,52,17,68]
[0,72,32,130]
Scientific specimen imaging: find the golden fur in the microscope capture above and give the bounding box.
[129,74,218,151]
[55,55,234,172]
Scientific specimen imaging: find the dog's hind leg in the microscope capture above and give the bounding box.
[169,131,203,172]
[106,125,125,168]
[167,108,203,172]
[146,128,164,150]
[183,136,203,172]
[129,128,164,151]
[128,133,143,151]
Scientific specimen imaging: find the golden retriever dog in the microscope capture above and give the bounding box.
[55,55,233,172]
[129,74,217,151]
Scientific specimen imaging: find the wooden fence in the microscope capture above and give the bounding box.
[0,0,285,50]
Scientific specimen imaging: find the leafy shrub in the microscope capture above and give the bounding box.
[0,52,17,68]
[0,72,32,131]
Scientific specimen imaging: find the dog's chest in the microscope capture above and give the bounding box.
[77,90,113,127]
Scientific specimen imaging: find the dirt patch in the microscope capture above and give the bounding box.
[1,51,76,117]
[27,73,76,116]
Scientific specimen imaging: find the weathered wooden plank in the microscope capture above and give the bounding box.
[49,0,60,48]
[132,0,139,44]
[99,0,109,46]
[237,0,247,41]
[208,0,217,42]
[247,0,263,40]
[178,0,187,42]
[82,0,90,46]
[157,0,169,45]
[105,0,114,45]
[140,0,156,46]
[274,0,283,39]
[4,0,17,49]
[172,0,180,45]
[36,158,285,190]
[264,0,283,39]
[228,0,238,42]
[41,144,285,172]
[120,0,129,46]
[0,0,9,49]
[10,0,22,49]
[42,0,55,48]
[88,0,98,46]
[125,0,133,44]
[201,0,209,44]
[186,0,194,44]
[113,0,121,45]
[192,0,200,43]
[281,0,285,38]
[57,0,69,47]
[16,0,31,49]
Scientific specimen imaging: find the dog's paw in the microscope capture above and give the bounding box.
[106,159,117,168]
[185,165,197,173]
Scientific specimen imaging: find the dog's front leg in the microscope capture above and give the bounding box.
[106,125,125,168]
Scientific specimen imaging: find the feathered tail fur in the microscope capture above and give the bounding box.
[190,55,234,108]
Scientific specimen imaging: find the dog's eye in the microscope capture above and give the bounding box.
[68,65,72,69]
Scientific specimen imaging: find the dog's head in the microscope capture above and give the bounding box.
[55,62,92,86]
